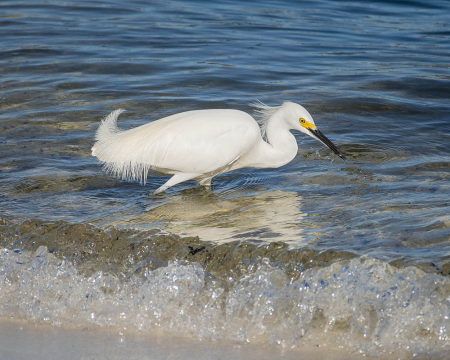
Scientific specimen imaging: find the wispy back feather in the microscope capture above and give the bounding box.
[250,100,281,139]
[95,109,126,143]
[92,108,152,184]
[91,109,190,185]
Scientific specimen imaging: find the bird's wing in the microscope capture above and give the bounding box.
[93,109,260,183]
[143,110,260,173]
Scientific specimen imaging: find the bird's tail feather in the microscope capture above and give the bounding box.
[91,109,153,185]
[91,109,125,156]
[95,109,126,143]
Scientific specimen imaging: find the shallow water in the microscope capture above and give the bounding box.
[1,0,450,358]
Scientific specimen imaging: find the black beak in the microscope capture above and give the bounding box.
[308,128,346,160]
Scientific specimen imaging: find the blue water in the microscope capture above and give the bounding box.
[1,0,450,357]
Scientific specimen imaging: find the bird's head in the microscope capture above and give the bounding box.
[282,102,346,160]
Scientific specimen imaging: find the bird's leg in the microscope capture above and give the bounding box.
[198,177,212,187]
[153,173,200,194]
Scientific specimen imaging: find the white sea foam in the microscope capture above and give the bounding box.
[0,246,449,358]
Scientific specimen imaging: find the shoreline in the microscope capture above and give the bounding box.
[0,317,384,360]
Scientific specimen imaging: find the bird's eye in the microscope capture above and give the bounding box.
[300,118,305,123]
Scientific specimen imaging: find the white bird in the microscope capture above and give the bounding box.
[92,101,345,194]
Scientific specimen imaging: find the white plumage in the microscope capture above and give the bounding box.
[92,101,345,194]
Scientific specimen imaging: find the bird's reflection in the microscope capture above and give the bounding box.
[109,190,309,244]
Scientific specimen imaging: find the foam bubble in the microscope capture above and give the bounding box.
[0,246,449,358]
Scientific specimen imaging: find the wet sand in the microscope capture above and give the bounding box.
[0,318,383,360]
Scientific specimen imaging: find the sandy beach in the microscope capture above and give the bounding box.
[0,318,383,360]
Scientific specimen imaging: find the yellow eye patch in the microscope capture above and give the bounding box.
[299,118,316,130]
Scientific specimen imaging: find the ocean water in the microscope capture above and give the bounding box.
[1,0,449,358]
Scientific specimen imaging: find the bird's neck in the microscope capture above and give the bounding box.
[265,114,298,164]
[240,113,298,169]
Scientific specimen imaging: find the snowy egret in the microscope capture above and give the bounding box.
[92,101,345,194]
